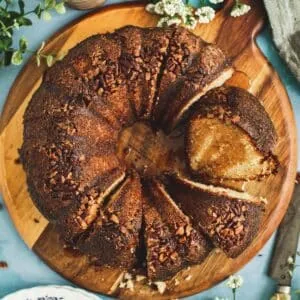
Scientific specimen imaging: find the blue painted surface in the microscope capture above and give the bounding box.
[0,1,300,299]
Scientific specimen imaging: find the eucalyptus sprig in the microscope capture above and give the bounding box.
[0,0,66,67]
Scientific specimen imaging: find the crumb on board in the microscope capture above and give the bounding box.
[0,261,8,269]
[185,275,192,281]
[33,218,40,223]
[153,281,167,294]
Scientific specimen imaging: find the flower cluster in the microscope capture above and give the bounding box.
[146,0,251,29]
[230,2,251,18]
[226,274,244,289]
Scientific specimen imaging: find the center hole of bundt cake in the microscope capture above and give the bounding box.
[116,122,185,177]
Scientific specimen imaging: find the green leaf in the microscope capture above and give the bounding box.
[0,36,12,51]
[45,0,56,9]
[55,2,66,14]
[18,0,25,14]
[33,4,42,18]
[295,289,300,294]
[4,50,12,66]
[11,50,23,65]
[42,11,52,21]
[19,37,28,52]
[46,54,54,67]
[17,16,32,26]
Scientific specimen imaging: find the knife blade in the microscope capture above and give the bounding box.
[269,177,300,299]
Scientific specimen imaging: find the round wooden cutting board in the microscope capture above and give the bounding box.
[0,0,297,298]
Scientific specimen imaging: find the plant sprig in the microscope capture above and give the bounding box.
[0,0,66,67]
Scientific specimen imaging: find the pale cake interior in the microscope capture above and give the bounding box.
[188,117,276,180]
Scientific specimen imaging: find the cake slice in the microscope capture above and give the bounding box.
[186,86,278,183]
[115,26,143,118]
[143,179,211,281]
[167,174,265,258]
[77,172,142,268]
[137,27,174,119]
[158,44,234,132]
[153,27,205,122]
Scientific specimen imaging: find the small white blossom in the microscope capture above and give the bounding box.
[230,3,251,17]
[153,1,165,15]
[214,297,229,300]
[287,256,294,265]
[162,0,185,17]
[209,0,224,3]
[195,6,215,23]
[157,16,182,27]
[226,275,244,289]
[145,3,156,13]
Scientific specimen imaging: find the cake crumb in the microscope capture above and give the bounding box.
[154,281,166,294]
[0,261,8,269]
[260,196,268,204]
[185,275,192,281]
[174,278,180,286]
[136,275,146,282]
[124,272,132,280]
[126,279,134,291]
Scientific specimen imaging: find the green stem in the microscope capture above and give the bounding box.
[233,288,236,300]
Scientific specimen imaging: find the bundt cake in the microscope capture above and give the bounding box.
[20,25,278,283]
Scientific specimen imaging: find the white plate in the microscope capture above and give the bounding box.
[2,285,102,300]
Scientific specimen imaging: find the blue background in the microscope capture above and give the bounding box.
[0,1,300,299]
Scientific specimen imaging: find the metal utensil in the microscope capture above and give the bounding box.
[269,179,300,300]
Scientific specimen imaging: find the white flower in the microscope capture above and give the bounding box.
[195,6,215,23]
[145,3,156,13]
[154,1,165,15]
[287,256,294,265]
[157,16,182,27]
[209,0,224,3]
[226,275,244,289]
[230,3,251,17]
[162,0,185,17]
[214,297,229,300]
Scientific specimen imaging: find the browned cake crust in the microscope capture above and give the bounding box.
[153,27,205,123]
[166,174,265,258]
[143,179,211,281]
[156,44,233,132]
[77,172,142,268]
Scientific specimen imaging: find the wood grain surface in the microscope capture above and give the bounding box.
[0,0,297,298]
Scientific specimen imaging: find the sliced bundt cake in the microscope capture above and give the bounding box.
[77,172,142,268]
[21,25,275,282]
[186,86,278,183]
[143,179,211,280]
[167,174,265,258]
[157,45,234,132]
